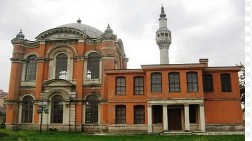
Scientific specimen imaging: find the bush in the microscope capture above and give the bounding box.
[0,130,9,137]
[49,128,58,131]
[0,115,5,129]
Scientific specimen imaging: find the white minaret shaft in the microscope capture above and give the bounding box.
[155,6,171,64]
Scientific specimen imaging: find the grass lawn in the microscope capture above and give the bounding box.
[0,129,245,141]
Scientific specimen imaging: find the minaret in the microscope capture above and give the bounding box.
[156,6,171,64]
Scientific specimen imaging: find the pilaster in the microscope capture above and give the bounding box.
[199,104,206,132]
[184,104,190,131]
[162,105,168,131]
[147,105,152,133]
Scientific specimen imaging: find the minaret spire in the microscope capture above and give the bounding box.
[155,6,171,64]
[160,5,166,18]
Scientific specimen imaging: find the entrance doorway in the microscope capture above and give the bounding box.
[168,108,182,130]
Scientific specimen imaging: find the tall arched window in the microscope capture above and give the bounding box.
[51,95,64,123]
[25,55,37,81]
[85,94,99,123]
[55,53,68,79]
[21,96,33,123]
[87,52,100,79]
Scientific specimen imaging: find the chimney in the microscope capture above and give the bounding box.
[199,58,209,67]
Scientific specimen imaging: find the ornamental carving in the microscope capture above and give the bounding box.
[45,32,81,40]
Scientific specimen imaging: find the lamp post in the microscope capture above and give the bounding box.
[37,101,49,134]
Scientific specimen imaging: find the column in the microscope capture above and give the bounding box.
[147,105,152,133]
[199,104,206,132]
[162,105,168,131]
[184,104,190,131]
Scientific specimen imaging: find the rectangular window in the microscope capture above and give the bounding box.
[187,72,198,92]
[116,105,126,124]
[169,72,180,92]
[134,77,144,95]
[203,74,213,92]
[116,77,126,95]
[134,105,145,124]
[189,105,197,123]
[221,73,232,92]
[151,73,162,92]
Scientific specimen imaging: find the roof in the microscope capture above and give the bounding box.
[58,23,103,38]
[36,22,104,39]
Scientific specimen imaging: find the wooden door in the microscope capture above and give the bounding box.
[168,109,182,130]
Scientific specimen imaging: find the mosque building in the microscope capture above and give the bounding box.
[5,6,243,133]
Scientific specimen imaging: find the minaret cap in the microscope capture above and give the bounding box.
[77,18,81,23]
[160,5,166,18]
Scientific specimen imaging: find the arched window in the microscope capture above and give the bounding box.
[51,95,63,123]
[55,53,68,79]
[85,94,99,123]
[21,96,33,123]
[87,52,100,79]
[25,55,37,81]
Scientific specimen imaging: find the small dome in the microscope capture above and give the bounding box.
[105,24,113,34]
[16,29,25,39]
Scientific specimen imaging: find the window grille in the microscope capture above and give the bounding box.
[169,72,180,92]
[115,105,126,124]
[55,53,68,79]
[134,105,145,124]
[87,53,100,79]
[187,72,198,92]
[25,55,37,81]
[116,77,126,95]
[134,77,144,95]
[85,95,98,123]
[21,96,33,123]
[151,73,162,92]
[51,95,63,123]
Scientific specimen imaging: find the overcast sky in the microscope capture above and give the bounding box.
[0,0,244,92]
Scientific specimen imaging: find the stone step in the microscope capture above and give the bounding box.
[161,131,192,135]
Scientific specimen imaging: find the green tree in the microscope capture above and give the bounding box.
[238,63,245,105]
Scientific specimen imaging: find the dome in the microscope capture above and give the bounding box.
[58,23,103,38]
[16,30,25,39]
[104,24,113,34]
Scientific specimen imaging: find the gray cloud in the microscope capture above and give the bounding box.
[0,0,244,92]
